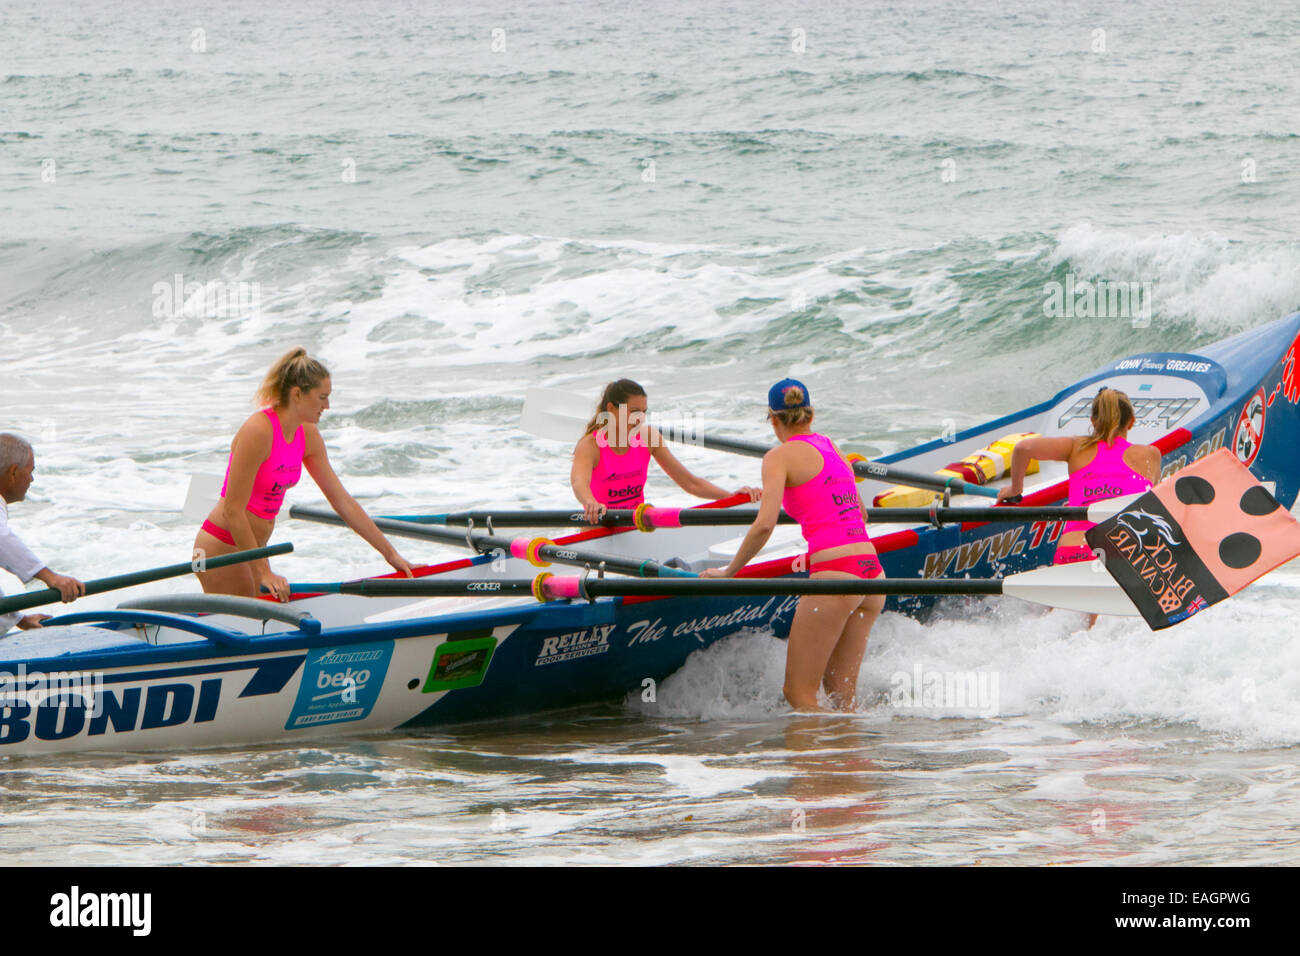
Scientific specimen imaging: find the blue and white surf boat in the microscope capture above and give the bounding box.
[4,311,1299,756]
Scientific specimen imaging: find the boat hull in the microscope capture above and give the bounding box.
[0,589,801,756]
[6,311,1299,755]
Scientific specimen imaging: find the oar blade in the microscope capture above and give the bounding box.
[1083,492,1143,524]
[521,387,590,443]
[1001,560,1140,616]
[182,473,223,521]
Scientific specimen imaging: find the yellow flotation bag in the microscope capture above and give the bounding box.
[872,432,1041,507]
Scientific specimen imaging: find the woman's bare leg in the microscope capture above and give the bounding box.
[193,530,258,597]
[783,589,860,711]
[821,594,885,709]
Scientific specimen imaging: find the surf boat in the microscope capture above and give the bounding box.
[4,312,1299,755]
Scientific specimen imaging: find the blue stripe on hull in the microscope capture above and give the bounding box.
[400,592,802,726]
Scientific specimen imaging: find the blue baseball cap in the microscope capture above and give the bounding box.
[768,378,811,412]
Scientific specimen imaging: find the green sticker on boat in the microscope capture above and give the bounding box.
[423,634,497,692]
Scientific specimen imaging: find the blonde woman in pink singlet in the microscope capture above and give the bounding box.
[194,347,413,601]
[997,387,1161,625]
[701,379,885,712]
[570,379,759,523]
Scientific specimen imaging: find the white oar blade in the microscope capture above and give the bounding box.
[1083,492,1143,524]
[182,473,223,521]
[521,387,590,443]
[1001,560,1140,616]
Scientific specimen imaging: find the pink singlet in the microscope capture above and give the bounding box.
[201,409,305,545]
[1054,437,1152,565]
[782,434,870,554]
[588,438,651,508]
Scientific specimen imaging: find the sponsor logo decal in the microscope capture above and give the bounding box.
[535,625,615,665]
[1082,483,1123,499]
[1283,332,1300,404]
[0,679,223,744]
[0,656,304,747]
[923,527,1025,577]
[286,642,393,729]
[1232,389,1265,467]
[424,631,498,691]
[1112,358,1213,374]
[1089,499,1223,625]
[607,483,644,504]
[1058,395,1200,431]
[626,597,800,645]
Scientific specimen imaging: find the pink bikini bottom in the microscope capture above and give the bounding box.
[809,553,884,579]
[1053,544,1097,565]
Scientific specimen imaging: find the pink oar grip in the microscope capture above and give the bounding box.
[543,576,582,600]
[643,507,682,528]
[510,539,529,560]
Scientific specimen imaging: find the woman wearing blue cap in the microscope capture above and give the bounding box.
[571,379,760,522]
[702,379,883,712]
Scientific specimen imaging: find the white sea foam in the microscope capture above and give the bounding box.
[634,587,1300,747]
[1052,224,1300,334]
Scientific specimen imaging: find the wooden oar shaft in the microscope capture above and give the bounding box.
[0,543,294,615]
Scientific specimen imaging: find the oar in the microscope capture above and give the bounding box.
[520,387,1000,498]
[378,496,1142,529]
[0,543,294,616]
[294,561,1138,617]
[289,505,696,578]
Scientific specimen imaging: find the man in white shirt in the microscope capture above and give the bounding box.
[0,434,85,633]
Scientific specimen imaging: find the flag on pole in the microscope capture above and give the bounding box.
[1086,448,1300,629]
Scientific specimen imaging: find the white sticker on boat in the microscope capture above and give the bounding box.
[285,642,394,729]
[534,625,615,666]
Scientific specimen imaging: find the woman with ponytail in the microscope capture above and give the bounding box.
[194,347,413,600]
[997,387,1161,571]
[570,379,759,523]
[700,379,884,712]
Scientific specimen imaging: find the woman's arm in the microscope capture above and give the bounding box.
[1133,445,1163,485]
[700,450,787,577]
[302,426,413,576]
[219,416,282,591]
[997,435,1076,502]
[570,434,605,522]
[650,433,759,501]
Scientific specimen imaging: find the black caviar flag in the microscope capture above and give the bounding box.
[1086,449,1300,629]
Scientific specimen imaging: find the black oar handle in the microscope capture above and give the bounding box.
[655,423,997,498]
[386,505,1090,528]
[309,574,1006,600]
[0,542,294,615]
[323,578,541,598]
[290,506,685,578]
[579,577,1005,598]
